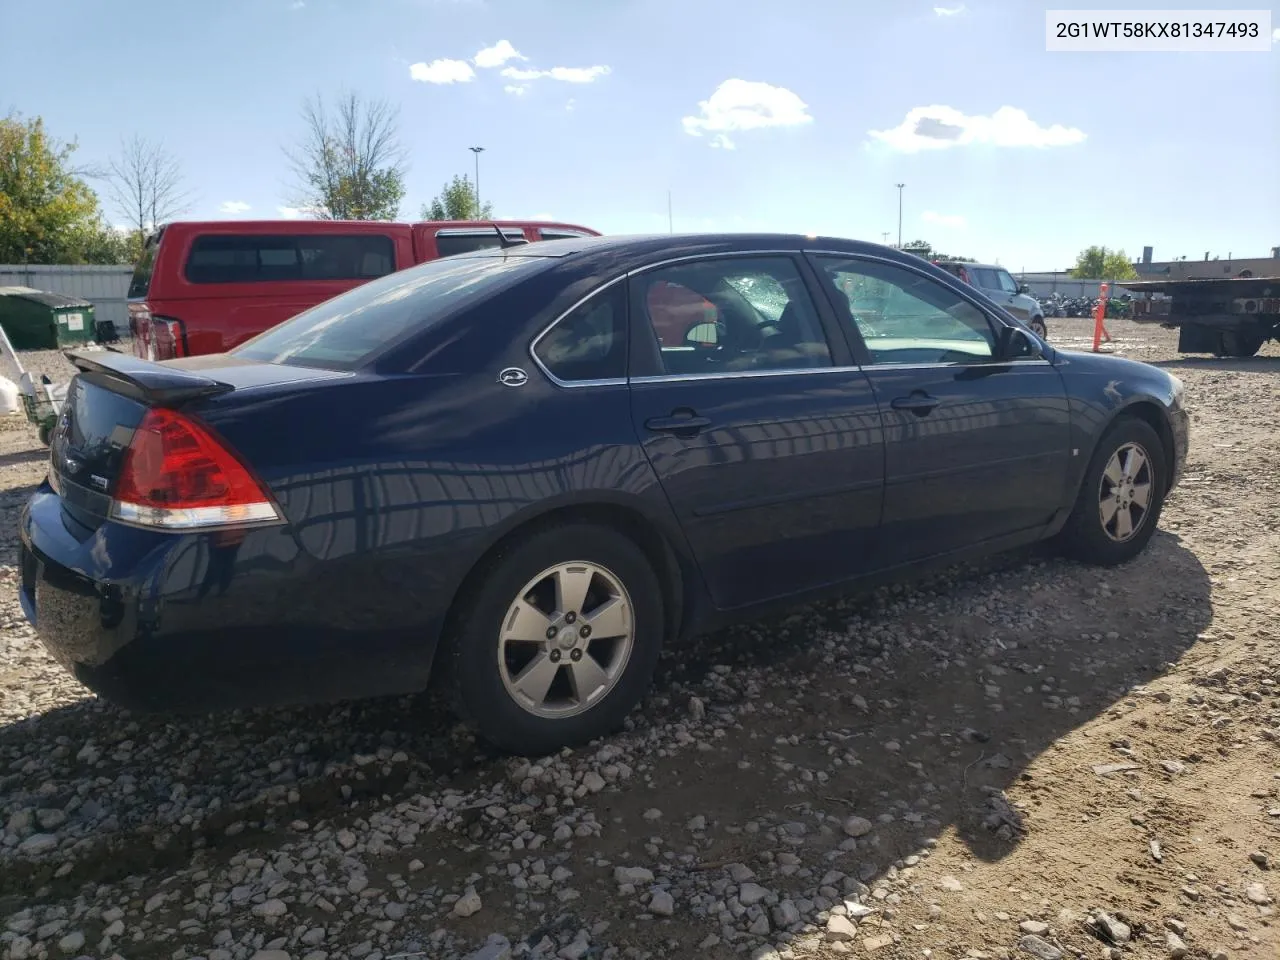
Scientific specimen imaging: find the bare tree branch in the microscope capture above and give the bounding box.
[284,90,407,221]
[101,134,192,237]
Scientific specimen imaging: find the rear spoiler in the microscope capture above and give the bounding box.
[65,349,234,406]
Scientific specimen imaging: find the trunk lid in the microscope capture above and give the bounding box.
[50,350,345,527]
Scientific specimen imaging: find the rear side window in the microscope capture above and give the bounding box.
[435,231,524,258]
[533,283,627,383]
[229,254,548,371]
[127,233,161,298]
[184,234,395,284]
[539,230,590,241]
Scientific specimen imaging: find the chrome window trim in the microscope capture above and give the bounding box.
[630,365,864,385]
[526,248,1051,390]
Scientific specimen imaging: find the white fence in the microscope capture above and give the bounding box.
[1015,273,1141,300]
[0,264,133,334]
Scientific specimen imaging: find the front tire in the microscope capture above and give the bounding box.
[442,523,664,755]
[1029,316,1048,339]
[1055,417,1167,566]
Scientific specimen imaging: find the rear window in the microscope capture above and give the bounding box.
[127,233,161,299]
[184,234,396,284]
[229,254,548,371]
[435,231,524,258]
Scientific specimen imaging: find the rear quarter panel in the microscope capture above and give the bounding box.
[192,365,681,688]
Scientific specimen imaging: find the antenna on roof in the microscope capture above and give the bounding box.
[489,223,529,249]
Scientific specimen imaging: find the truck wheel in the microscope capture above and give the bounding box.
[1054,417,1167,567]
[1215,331,1263,358]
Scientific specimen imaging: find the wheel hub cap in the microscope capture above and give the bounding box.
[497,561,636,720]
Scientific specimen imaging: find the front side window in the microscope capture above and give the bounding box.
[230,254,547,370]
[184,234,395,284]
[633,257,832,376]
[533,283,627,383]
[995,269,1020,294]
[815,256,997,365]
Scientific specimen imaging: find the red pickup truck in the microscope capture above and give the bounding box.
[126,218,601,360]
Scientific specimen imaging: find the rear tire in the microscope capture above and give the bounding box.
[1055,417,1167,567]
[442,523,664,756]
[1214,331,1264,358]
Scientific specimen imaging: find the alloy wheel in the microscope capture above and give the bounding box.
[497,561,635,719]
[1098,442,1154,543]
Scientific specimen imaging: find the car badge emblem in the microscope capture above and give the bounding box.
[498,367,529,387]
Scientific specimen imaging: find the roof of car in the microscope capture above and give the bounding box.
[455,232,922,274]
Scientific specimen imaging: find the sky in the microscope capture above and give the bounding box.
[3,0,1278,271]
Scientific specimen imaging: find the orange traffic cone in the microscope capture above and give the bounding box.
[1092,282,1113,352]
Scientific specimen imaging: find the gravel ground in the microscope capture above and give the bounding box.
[0,322,1276,960]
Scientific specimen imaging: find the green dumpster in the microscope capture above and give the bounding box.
[0,286,97,349]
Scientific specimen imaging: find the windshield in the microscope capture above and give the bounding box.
[230,253,547,370]
[127,231,161,299]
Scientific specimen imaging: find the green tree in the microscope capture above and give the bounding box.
[422,173,492,221]
[1070,245,1138,280]
[286,92,407,221]
[0,112,112,263]
[899,240,973,262]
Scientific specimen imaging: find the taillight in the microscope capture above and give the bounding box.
[152,317,187,359]
[111,408,281,530]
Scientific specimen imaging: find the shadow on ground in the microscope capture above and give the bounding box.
[0,531,1211,927]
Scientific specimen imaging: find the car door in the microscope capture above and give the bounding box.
[808,252,1071,569]
[979,267,1031,322]
[626,253,886,609]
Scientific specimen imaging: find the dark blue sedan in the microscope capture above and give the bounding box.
[19,233,1189,755]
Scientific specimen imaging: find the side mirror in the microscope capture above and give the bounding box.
[1017,283,1030,295]
[997,325,1041,360]
[685,321,721,347]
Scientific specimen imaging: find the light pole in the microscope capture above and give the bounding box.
[881,231,890,245]
[469,146,485,219]
[895,183,905,248]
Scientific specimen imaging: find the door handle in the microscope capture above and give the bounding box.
[890,393,940,414]
[645,409,711,436]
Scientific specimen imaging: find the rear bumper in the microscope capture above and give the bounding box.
[18,484,443,713]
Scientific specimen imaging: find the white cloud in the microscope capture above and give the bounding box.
[868,105,1086,152]
[547,65,610,83]
[1273,26,1279,41]
[474,40,525,68]
[934,3,965,15]
[277,205,322,219]
[681,79,813,148]
[565,98,576,112]
[922,210,966,228]
[219,201,251,215]
[499,64,610,83]
[504,84,527,96]
[409,58,476,84]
